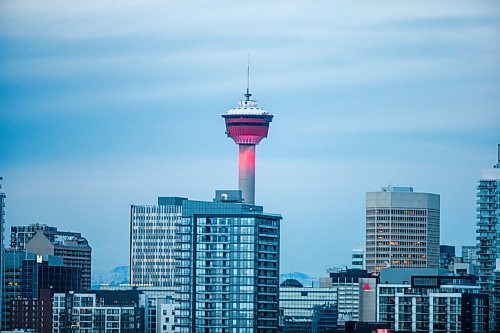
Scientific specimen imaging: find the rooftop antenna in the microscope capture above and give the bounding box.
[244,53,252,101]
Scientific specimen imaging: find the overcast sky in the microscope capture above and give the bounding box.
[1,0,499,276]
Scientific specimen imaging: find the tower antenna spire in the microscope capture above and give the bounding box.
[245,53,252,101]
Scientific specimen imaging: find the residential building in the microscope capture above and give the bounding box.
[439,245,455,270]
[53,289,145,333]
[9,288,53,333]
[319,268,377,326]
[131,190,282,332]
[11,224,92,289]
[279,279,338,332]
[98,285,177,333]
[351,245,364,270]
[138,287,177,333]
[365,185,440,273]
[476,144,500,331]
[0,177,5,327]
[156,296,176,333]
[494,259,500,333]
[10,223,57,251]
[377,268,488,333]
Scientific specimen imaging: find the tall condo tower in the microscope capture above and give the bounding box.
[222,71,274,205]
[476,144,500,332]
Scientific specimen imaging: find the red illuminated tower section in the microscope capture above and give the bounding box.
[222,89,274,205]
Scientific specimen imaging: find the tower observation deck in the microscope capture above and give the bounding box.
[221,89,274,205]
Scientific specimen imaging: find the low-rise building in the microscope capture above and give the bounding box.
[377,268,488,333]
[53,290,145,333]
[279,279,338,332]
[319,268,377,325]
[99,285,178,333]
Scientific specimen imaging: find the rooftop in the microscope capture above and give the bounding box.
[222,99,272,116]
[381,185,413,193]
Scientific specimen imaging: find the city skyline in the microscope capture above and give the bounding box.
[1,1,500,277]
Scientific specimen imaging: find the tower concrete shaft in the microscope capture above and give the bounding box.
[239,144,256,205]
[222,96,273,205]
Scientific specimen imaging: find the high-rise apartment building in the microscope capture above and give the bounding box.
[10,224,92,289]
[476,144,500,331]
[495,259,500,333]
[131,190,282,332]
[0,177,5,327]
[365,186,440,273]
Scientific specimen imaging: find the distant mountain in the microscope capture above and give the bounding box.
[280,272,318,287]
[91,265,130,289]
[92,267,317,289]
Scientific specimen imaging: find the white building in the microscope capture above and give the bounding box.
[319,268,376,325]
[365,186,440,273]
[377,269,488,333]
[130,199,180,288]
[99,285,177,333]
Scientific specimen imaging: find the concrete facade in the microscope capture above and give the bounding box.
[365,186,440,273]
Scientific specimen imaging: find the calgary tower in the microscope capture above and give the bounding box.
[221,68,274,205]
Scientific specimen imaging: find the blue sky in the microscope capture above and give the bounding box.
[1,1,499,276]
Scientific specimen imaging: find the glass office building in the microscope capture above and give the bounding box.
[279,279,338,332]
[130,190,282,333]
[130,203,180,288]
[11,224,92,289]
